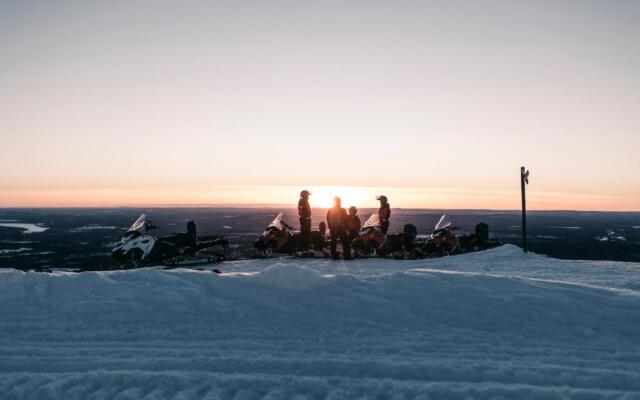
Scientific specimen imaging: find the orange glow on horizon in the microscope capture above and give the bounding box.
[1,186,638,212]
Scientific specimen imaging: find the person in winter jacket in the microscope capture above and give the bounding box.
[377,195,391,234]
[298,190,312,245]
[326,196,351,260]
[347,206,361,239]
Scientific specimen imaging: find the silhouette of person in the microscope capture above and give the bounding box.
[298,190,312,245]
[347,206,361,239]
[377,195,391,234]
[326,196,351,260]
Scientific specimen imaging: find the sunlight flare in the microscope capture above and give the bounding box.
[308,186,372,209]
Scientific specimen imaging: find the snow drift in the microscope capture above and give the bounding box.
[1,245,639,399]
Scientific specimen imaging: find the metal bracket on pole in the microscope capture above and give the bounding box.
[521,166,530,253]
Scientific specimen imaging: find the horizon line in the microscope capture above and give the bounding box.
[1,204,639,213]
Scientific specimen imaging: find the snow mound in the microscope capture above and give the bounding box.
[254,263,324,290]
[1,249,640,399]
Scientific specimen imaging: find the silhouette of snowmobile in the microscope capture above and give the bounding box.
[351,214,418,258]
[415,215,503,257]
[111,214,229,267]
[458,222,502,252]
[416,214,461,257]
[254,213,326,257]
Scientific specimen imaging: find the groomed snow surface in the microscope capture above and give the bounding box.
[1,245,639,400]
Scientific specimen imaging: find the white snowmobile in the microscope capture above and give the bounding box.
[111,214,229,267]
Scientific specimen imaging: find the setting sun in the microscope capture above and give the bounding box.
[308,186,372,209]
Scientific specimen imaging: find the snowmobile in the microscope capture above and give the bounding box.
[417,214,460,257]
[253,213,326,257]
[351,214,418,258]
[111,214,229,267]
[458,222,502,252]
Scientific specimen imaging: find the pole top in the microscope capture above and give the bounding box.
[521,167,530,184]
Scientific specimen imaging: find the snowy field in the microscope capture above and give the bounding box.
[1,245,640,400]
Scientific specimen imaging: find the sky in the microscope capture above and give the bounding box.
[1,0,639,210]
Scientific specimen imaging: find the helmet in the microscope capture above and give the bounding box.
[376,195,388,202]
[349,206,358,214]
[300,190,311,197]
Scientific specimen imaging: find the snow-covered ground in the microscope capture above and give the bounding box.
[0,223,49,234]
[1,245,639,400]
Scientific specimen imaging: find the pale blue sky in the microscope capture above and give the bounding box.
[1,0,639,209]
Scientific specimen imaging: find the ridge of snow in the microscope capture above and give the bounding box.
[253,263,325,290]
[1,246,640,399]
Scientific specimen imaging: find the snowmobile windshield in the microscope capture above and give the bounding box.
[267,213,287,232]
[362,213,381,229]
[434,214,452,231]
[127,214,149,234]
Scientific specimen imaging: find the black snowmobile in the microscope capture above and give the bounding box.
[457,222,502,253]
[111,214,229,268]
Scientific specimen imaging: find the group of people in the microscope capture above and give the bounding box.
[297,190,391,260]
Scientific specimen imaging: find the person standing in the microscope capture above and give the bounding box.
[298,190,312,244]
[326,196,351,260]
[347,206,361,239]
[377,195,391,234]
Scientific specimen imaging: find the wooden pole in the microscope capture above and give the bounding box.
[521,166,529,253]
